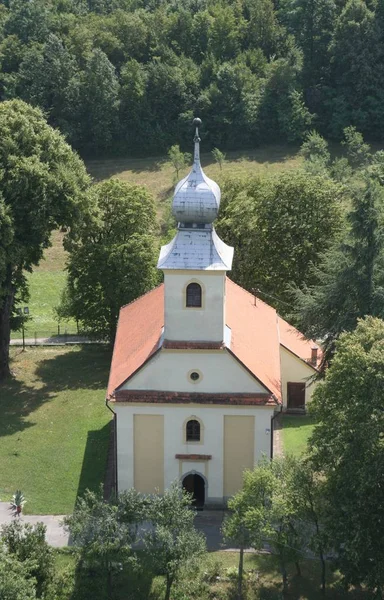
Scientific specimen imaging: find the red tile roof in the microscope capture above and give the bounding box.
[107,285,164,398]
[107,278,319,403]
[278,315,321,367]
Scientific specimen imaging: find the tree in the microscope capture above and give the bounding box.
[78,48,119,153]
[144,482,206,600]
[211,147,226,170]
[222,472,270,599]
[63,486,143,597]
[0,100,90,381]
[216,170,343,316]
[226,459,304,596]
[1,521,53,598]
[0,548,37,600]
[327,0,383,138]
[14,34,81,144]
[293,176,384,367]
[308,317,384,594]
[167,144,192,180]
[62,178,158,342]
[290,459,329,594]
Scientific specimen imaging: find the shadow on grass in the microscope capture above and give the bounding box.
[85,144,303,182]
[86,156,166,181]
[250,555,372,600]
[0,346,111,438]
[76,423,111,500]
[69,553,160,600]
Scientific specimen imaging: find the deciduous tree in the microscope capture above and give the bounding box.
[0,100,90,381]
[62,178,158,342]
[144,482,206,600]
[217,170,343,316]
[63,487,143,597]
[308,317,384,594]
[293,176,384,366]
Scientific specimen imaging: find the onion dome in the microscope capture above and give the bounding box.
[172,118,221,225]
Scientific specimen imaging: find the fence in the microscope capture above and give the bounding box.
[10,327,99,346]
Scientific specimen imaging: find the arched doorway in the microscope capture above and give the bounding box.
[182,473,205,508]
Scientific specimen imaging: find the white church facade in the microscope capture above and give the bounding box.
[107,119,320,507]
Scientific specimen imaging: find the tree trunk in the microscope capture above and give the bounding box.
[318,545,326,595]
[0,285,15,381]
[164,574,173,600]
[106,560,113,597]
[238,546,244,600]
[295,561,301,577]
[280,559,288,597]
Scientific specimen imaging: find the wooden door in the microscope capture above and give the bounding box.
[287,382,305,409]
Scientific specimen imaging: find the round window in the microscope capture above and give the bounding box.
[190,371,200,381]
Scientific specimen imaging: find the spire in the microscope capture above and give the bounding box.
[172,117,221,226]
[193,117,202,165]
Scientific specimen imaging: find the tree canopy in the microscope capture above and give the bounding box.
[0,0,383,155]
[61,178,159,342]
[216,169,343,315]
[308,317,384,593]
[0,99,90,381]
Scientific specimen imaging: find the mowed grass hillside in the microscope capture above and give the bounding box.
[86,145,303,203]
[0,346,112,514]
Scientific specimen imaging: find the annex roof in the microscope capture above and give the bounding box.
[107,279,319,402]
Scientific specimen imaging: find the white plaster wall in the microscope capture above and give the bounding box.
[280,346,317,408]
[122,349,267,394]
[114,404,275,500]
[164,271,225,342]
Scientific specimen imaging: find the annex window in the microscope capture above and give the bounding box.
[186,419,200,442]
[186,283,202,307]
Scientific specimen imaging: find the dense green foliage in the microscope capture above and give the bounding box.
[0,548,37,600]
[0,99,90,380]
[64,483,206,600]
[1,521,54,599]
[1,0,383,156]
[217,169,343,314]
[292,131,384,365]
[308,317,384,594]
[61,178,159,342]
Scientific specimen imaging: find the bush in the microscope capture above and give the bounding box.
[1,521,54,598]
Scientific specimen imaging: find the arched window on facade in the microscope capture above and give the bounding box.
[186,419,201,442]
[186,282,202,307]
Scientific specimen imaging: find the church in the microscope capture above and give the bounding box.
[106,119,320,507]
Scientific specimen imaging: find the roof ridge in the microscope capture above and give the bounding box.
[119,282,164,311]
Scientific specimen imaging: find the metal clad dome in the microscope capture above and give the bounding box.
[172,120,221,224]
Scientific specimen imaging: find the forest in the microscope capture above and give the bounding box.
[0,0,383,156]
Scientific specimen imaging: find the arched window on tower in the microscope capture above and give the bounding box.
[186,419,200,442]
[186,283,202,307]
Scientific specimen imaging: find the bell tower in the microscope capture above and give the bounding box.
[157,119,234,343]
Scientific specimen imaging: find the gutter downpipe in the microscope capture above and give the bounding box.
[270,403,283,459]
[105,398,118,495]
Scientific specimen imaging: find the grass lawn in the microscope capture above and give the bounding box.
[54,549,369,600]
[11,231,78,339]
[281,415,317,456]
[0,346,112,514]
